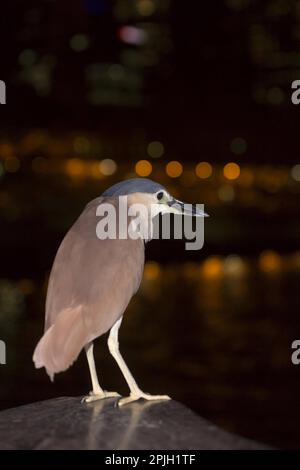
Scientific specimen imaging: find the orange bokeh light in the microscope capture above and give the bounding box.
[135,159,152,177]
[144,261,161,281]
[223,162,240,180]
[259,251,281,274]
[195,161,213,179]
[166,161,183,178]
[201,256,224,279]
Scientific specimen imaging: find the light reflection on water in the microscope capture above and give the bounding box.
[0,261,300,449]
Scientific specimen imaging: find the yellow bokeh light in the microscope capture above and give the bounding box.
[99,159,117,176]
[195,161,213,179]
[166,161,183,178]
[201,256,224,279]
[291,164,300,182]
[223,162,240,180]
[144,261,161,281]
[224,255,247,277]
[259,250,281,274]
[135,159,152,177]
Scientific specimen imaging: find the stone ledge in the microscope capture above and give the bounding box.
[0,397,270,450]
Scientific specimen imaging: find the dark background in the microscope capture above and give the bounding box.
[0,0,300,449]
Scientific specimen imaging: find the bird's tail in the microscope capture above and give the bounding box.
[33,306,89,381]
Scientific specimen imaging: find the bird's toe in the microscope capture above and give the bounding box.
[117,395,139,407]
[141,393,171,401]
[117,392,171,407]
[81,391,120,403]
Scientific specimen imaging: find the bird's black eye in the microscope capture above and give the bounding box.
[157,191,164,201]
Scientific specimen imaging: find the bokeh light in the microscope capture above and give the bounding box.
[0,143,14,158]
[147,141,164,158]
[89,161,102,179]
[224,255,247,276]
[137,0,155,16]
[291,164,300,182]
[118,26,147,46]
[99,159,117,176]
[267,87,285,105]
[65,158,86,177]
[223,162,241,180]
[218,184,235,202]
[230,137,247,155]
[259,250,281,274]
[166,161,183,178]
[135,159,152,177]
[195,161,212,179]
[201,256,224,279]
[70,34,90,52]
[144,261,161,281]
[18,49,37,67]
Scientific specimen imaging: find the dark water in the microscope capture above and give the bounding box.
[0,262,300,449]
[0,171,300,449]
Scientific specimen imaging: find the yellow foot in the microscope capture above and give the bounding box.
[81,390,120,403]
[118,392,171,407]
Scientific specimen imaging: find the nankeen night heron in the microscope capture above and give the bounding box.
[33,178,207,406]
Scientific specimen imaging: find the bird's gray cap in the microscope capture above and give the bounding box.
[102,178,166,197]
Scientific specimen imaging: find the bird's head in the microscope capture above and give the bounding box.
[102,177,208,218]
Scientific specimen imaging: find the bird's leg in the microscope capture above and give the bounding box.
[82,341,120,403]
[108,317,171,407]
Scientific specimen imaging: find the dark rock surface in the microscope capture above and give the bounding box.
[0,397,270,450]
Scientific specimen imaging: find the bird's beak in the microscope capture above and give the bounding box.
[167,198,209,217]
